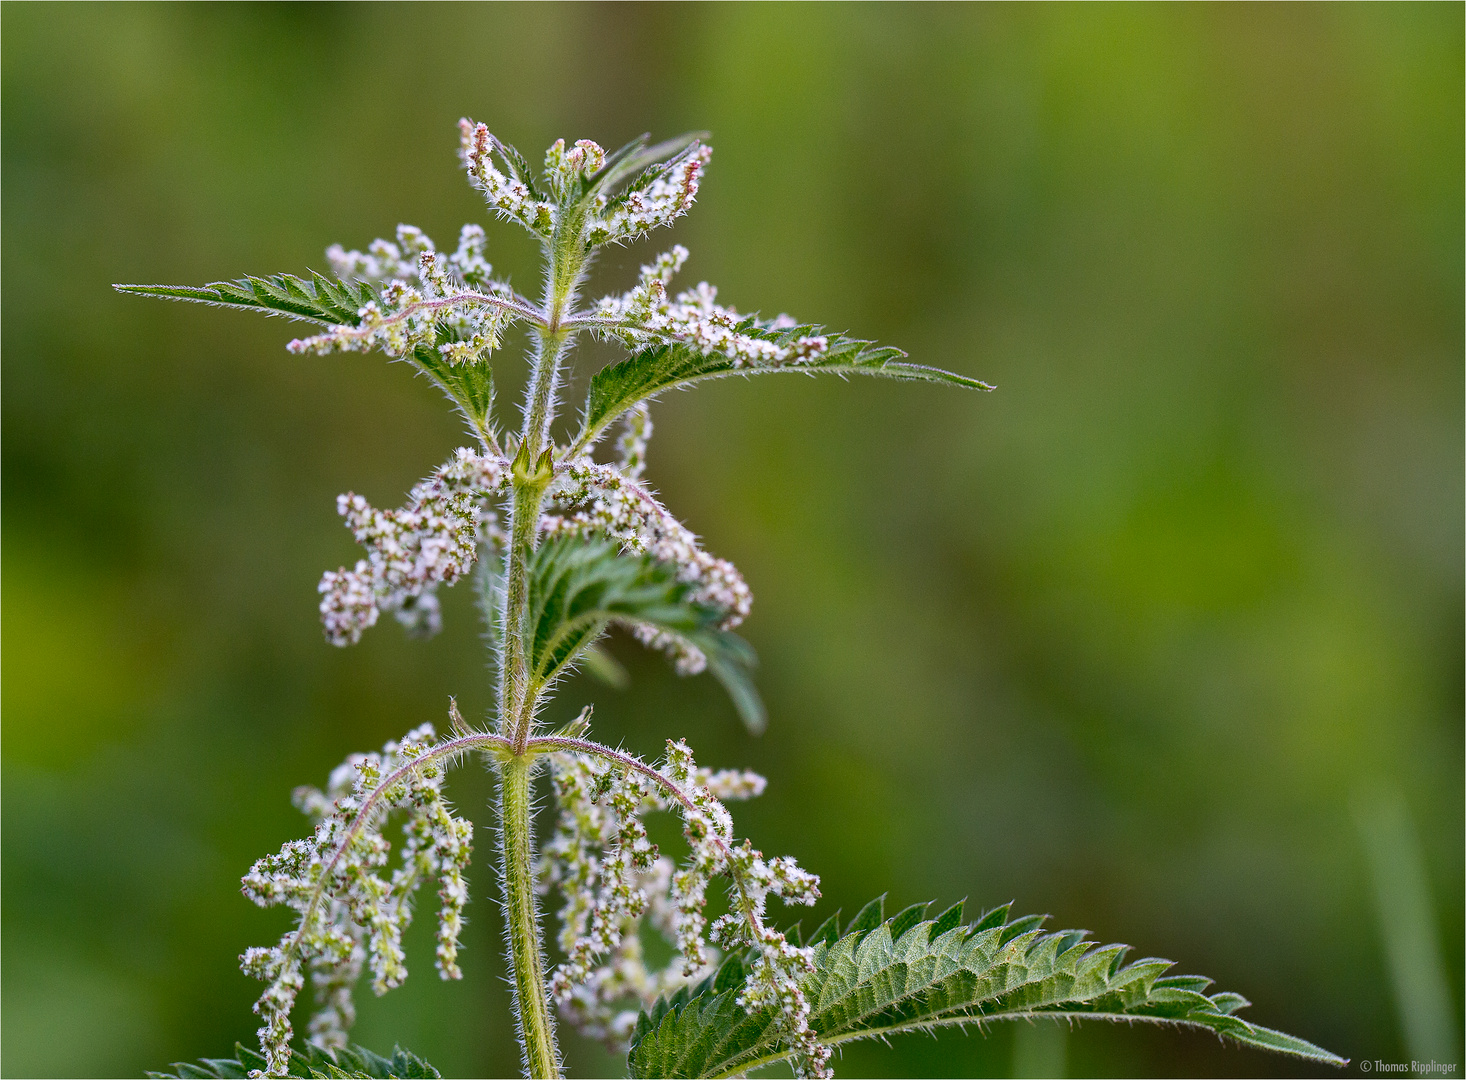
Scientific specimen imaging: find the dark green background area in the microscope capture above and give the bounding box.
[3,4,1460,1077]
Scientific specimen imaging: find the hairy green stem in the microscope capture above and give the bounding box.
[498,757,560,1079]
[494,233,589,1076]
[498,476,546,749]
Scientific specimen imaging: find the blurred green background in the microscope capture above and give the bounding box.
[3,4,1461,1077]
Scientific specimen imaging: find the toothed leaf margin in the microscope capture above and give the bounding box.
[115,273,376,327]
[626,898,1346,1078]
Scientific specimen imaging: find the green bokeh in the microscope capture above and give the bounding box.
[3,4,1460,1077]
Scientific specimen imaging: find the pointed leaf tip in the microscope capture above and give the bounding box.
[114,273,379,328]
[888,902,932,943]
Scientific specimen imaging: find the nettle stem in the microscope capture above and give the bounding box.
[499,756,560,1079]
[495,234,588,1077]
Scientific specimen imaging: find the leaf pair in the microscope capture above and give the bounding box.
[627,896,1347,1078]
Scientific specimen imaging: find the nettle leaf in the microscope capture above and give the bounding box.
[490,132,546,203]
[626,898,1346,1078]
[589,134,709,222]
[411,341,495,434]
[576,324,992,450]
[694,628,765,734]
[579,640,631,690]
[526,538,761,729]
[525,538,762,727]
[148,1042,440,1079]
[527,536,697,686]
[586,132,703,200]
[119,277,500,438]
[115,272,376,327]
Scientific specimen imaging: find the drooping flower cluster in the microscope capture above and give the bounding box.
[314,431,752,665]
[543,460,752,673]
[537,752,684,1046]
[594,245,830,369]
[658,741,829,1079]
[536,737,829,1075]
[240,725,472,1076]
[319,448,510,645]
[613,402,652,482]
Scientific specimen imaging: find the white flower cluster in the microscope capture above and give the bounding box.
[538,753,687,1046]
[459,118,708,249]
[315,441,747,666]
[459,119,556,236]
[323,223,432,286]
[289,221,516,361]
[657,741,828,1079]
[544,460,752,673]
[240,724,472,1077]
[596,246,830,369]
[319,448,509,645]
[537,737,827,1074]
[543,136,607,201]
[587,144,712,246]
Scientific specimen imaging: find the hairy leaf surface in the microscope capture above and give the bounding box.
[527,538,762,729]
[527,536,701,686]
[148,1042,439,1079]
[575,325,992,449]
[626,898,1346,1078]
[411,342,495,434]
[115,273,376,326]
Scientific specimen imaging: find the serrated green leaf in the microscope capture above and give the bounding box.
[148,1043,440,1080]
[971,901,1009,933]
[115,272,376,327]
[525,538,762,729]
[889,902,932,943]
[409,343,495,436]
[999,912,1046,945]
[527,536,704,687]
[626,900,1347,1078]
[491,134,545,202]
[807,911,841,948]
[931,900,966,938]
[1210,991,1251,1015]
[844,895,886,938]
[575,326,992,452]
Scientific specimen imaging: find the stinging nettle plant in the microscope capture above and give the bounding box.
[122,120,1345,1080]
